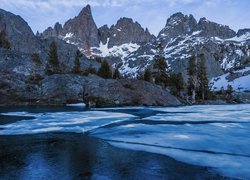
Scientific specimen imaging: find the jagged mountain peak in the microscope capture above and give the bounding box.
[158,12,197,42]
[97,16,155,48]
[197,17,236,39]
[114,17,145,32]
[79,4,91,16]
[165,12,196,27]
[237,28,250,37]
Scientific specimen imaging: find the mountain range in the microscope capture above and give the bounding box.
[40,5,250,91]
[0,4,250,106]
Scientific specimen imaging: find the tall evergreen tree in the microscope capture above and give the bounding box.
[97,60,112,79]
[187,54,198,103]
[46,41,60,75]
[154,57,168,73]
[169,73,185,97]
[152,43,171,86]
[226,84,233,100]
[197,54,209,100]
[73,50,82,74]
[0,30,11,49]
[113,68,121,79]
[143,68,152,82]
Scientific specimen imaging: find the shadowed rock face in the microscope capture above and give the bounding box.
[197,18,236,39]
[237,29,250,37]
[62,5,99,48]
[99,17,155,48]
[40,7,250,83]
[0,73,181,107]
[158,12,197,43]
[42,5,100,51]
[42,5,155,51]
[0,9,40,53]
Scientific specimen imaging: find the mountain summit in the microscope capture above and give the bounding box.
[41,5,250,86]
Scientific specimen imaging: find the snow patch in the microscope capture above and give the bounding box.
[63,32,74,39]
[210,67,250,91]
[92,40,140,61]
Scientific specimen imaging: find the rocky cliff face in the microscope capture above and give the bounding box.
[41,7,250,83]
[158,12,197,43]
[119,12,250,81]
[42,5,99,56]
[42,5,155,62]
[0,8,179,106]
[0,9,40,53]
[98,17,155,48]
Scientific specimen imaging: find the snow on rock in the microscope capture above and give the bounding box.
[63,32,74,39]
[210,67,250,91]
[92,40,140,60]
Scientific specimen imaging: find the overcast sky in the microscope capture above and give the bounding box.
[0,0,249,35]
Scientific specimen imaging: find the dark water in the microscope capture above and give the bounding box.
[0,133,221,180]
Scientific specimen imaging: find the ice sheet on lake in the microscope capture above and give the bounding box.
[91,104,250,179]
[0,111,136,135]
[1,104,250,178]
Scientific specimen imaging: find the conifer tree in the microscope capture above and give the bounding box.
[197,54,209,100]
[97,59,112,79]
[46,41,60,75]
[113,68,121,79]
[187,54,198,103]
[169,73,185,96]
[226,84,233,100]
[143,68,152,82]
[83,65,96,76]
[152,43,170,86]
[73,50,82,74]
[0,30,11,49]
[31,53,42,65]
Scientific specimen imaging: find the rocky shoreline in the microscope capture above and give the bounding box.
[0,73,181,107]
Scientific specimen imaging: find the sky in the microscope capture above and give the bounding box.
[0,0,249,36]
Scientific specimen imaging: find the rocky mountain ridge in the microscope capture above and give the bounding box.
[41,5,250,86]
[0,7,180,106]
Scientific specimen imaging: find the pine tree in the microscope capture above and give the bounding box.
[226,84,233,100]
[153,56,168,73]
[31,53,42,65]
[143,68,152,82]
[197,54,209,101]
[73,50,82,74]
[113,68,121,79]
[187,54,198,103]
[153,56,170,86]
[169,73,185,96]
[0,30,11,49]
[97,60,112,79]
[151,43,171,86]
[83,65,96,76]
[46,41,60,75]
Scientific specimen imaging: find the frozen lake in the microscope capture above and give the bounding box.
[0,104,250,179]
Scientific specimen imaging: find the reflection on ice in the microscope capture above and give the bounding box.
[0,111,136,135]
[1,104,250,178]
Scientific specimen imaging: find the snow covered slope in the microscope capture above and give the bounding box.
[210,67,250,92]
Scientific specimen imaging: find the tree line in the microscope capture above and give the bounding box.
[45,41,121,79]
[44,41,234,103]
